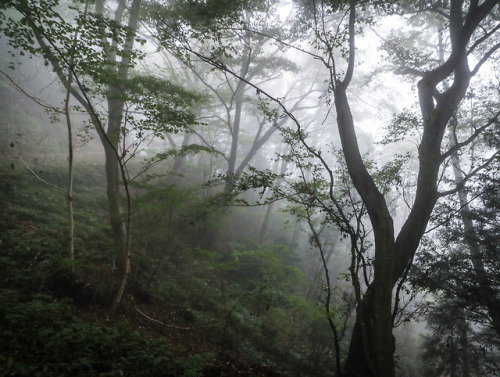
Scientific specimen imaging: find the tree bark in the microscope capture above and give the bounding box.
[105,0,142,314]
[16,0,141,311]
[335,80,396,377]
[171,132,192,175]
[225,85,244,183]
[223,16,254,195]
[95,0,141,271]
[458,310,470,377]
[64,68,75,267]
[223,54,250,194]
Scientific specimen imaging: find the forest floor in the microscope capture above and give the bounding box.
[0,162,295,376]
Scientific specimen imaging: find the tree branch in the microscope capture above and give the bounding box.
[441,110,500,161]
[438,149,500,198]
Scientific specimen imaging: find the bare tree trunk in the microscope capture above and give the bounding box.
[224,80,246,194]
[105,0,142,314]
[15,0,141,311]
[258,201,273,243]
[449,126,500,337]
[64,71,75,267]
[223,19,251,195]
[458,311,470,377]
[171,132,192,175]
[57,0,93,266]
[258,147,288,243]
[95,0,127,270]
[104,143,126,263]
[335,70,396,377]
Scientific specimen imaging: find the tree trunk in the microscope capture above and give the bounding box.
[334,68,396,375]
[171,132,192,175]
[344,245,395,377]
[105,0,141,313]
[458,311,470,377]
[333,3,482,374]
[258,147,288,243]
[223,23,252,195]
[21,0,140,311]
[449,127,500,337]
[224,80,245,194]
[103,141,126,265]
[64,70,75,267]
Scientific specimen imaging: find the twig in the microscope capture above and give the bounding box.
[14,153,65,193]
[134,306,193,330]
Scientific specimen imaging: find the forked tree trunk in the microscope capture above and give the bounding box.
[24,0,140,311]
[104,0,141,314]
[334,73,396,376]
[224,75,247,195]
[333,2,496,374]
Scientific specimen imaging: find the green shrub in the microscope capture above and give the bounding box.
[0,290,210,377]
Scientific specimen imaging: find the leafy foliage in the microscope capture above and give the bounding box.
[0,290,209,377]
[125,74,202,137]
[411,159,500,376]
[380,108,422,145]
[159,0,270,28]
[0,0,144,82]
[420,298,500,377]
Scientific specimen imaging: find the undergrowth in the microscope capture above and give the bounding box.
[0,162,337,376]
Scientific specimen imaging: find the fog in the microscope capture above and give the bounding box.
[1,1,499,376]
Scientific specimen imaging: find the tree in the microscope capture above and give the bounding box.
[151,0,319,199]
[420,297,500,377]
[0,0,142,311]
[305,2,499,375]
[0,0,199,312]
[411,132,500,371]
[0,1,99,267]
[447,131,500,338]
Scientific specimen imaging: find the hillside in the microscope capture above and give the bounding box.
[0,161,335,377]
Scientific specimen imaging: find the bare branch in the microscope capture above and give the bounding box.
[394,66,425,77]
[467,22,500,56]
[438,149,500,198]
[0,71,62,112]
[14,153,65,193]
[471,41,500,75]
[342,6,356,87]
[441,110,500,161]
